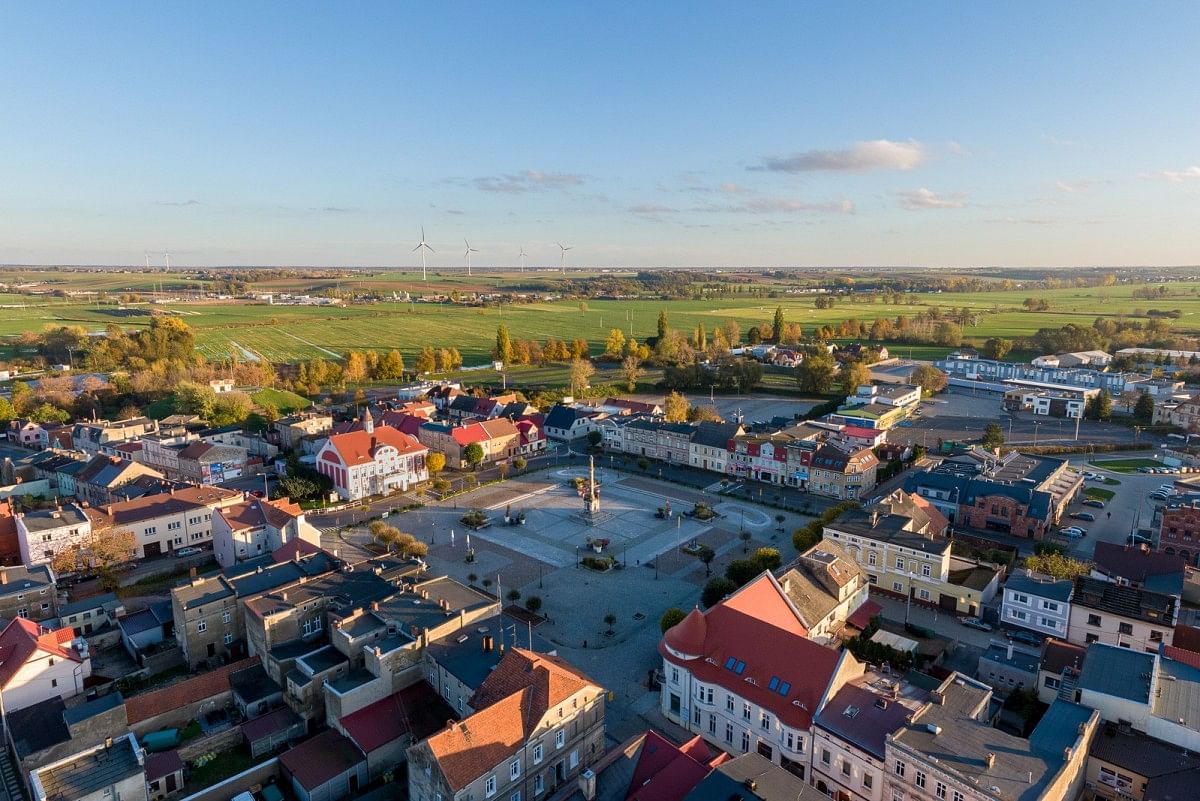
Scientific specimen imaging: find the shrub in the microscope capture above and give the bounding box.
[660,608,687,633]
[725,559,761,587]
[702,577,738,608]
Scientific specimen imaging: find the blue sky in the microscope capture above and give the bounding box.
[1,3,1198,268]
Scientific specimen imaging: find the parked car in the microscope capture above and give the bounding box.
[1128,533,1153,546]
[961,617,993,632]
[175,546,203,557]
[1082,499,1106,509]
[1006,629,1044,647]
[1060,526,1086,538]
[1070,511,1096,522]
[1137,466,1155,473]
[1150,491,1170,502]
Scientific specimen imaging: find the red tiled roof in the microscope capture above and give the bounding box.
[341,682,451,753]
[663,608,706,657]
[219,497,302,532]
[625,731,726,801]
[325,426,426,467]
[125,657,259,725]
[272,538,321,563]
[658,573,846,729]
[1174,624,1200,653]
[846,600,882,631]
[1040,639,1087,676]
[1093,542,1186,584]
[0,618,82,689]
[1165,645,1200,670]
[451,422,491,447]
[907,492,951,536]
[280,729,364,790]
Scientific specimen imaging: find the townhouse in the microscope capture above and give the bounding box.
[807,444,878,501]
[0,617,92,713]
[71,416,158,456]
[1157,498,1200,564]
[408,648,605,801]
[211,495,322,568]
[15,505,94,568]
[543,404,601,441]
[71,455,164,506]
[446,393,517,424]
[85,485,242,559]
[884,674,1097,801]
[659,571,864,780]
[172,441,248,486]
[1067,575,1176,652]
[1000,571,1073,638]
[689,421,744,474]
[316,417,429,501]
[0,564,58,622]
[777,540,872,644]
[1036,639,1086,705]
[823,491,1002,617]
[274,412,333,451]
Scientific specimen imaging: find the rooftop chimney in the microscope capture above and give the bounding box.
[0,571,7,585]
[189,567,197,579]
[985,753,996,769]
[371,601,380,612]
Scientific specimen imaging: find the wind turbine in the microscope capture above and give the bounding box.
[519,247,528,273]
[413,227,434,281]
[557,242,573,274]
[464,239,479,276]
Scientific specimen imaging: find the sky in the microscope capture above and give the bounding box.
[1,3,1198,269]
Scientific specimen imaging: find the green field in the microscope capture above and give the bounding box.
[251,388,313,412]
[6,274,1200,366]
[1089,458,1167,473]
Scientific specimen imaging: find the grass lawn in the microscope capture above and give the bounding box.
[145,396,176,419]
[252,387,312,413]
[187,747,257,790]
[1090,458,1166,473]
[1084,487,1116,501]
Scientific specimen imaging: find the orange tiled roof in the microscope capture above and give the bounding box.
[326,426,425,466]
[0,618,83,689]
[125,656,259,725]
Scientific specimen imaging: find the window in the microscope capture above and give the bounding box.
[510,760,521,780]
[954,792,965,801]
[555,730,565,749]
[670,667,679,684]
[785,732,794,751]
[570,750,578,769]
[936,782,946,799]
[821,749,831,765]
[693,708,701,725]
[1150,630,1164,642]
[741,731,750,752]
[511,792,520,801]
[709,714,716,734]
[145,526,157,535]
[1044,676,1060,689]
[743,702,751,721]
[841,760,851,777]
[197,620,207,633]
[919,589,930,601]
[1012,592,1029,604]
[921,563,931,577]
[168,521,181,531]
[534,775,544,795]
[863,773,873,789]
[915,770,926,788]
[725,723,734,744]
[51,678,58,688]
[1118,622,1133,635]
[1086,633,1099,644]
[868,552,877,566]
[533,743,543,764]
[1043,601,1059,612]
[726,694,735,712]
[224,633,234,645]
[485,775,497,797]
[893,582,904,593]
[222,611,231,624]
[895,557,905,570]
[894,760,906,778]
[760,712,771,730]
[892,790,905,801]
[1088,614,1102,627]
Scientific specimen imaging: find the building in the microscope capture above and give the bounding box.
[808,444,879,500]
[29,733,148,801]
[885,673,1098,801]
[278,728,368,801]
[4,693,130,797]
[316,418,429,501]
[1075,642,1200,752]
[1157,500,1200,564]
[1032,350,1113,369]
[144,750,184,801]
[976,641,1040,693]
[71,417,158,456]
[16,504,93,567]
[0,617,91,713]
[936,352,1139,394]
[777,540,872,644]
[810,672,929,801]
[408,648,605,801]
[1037,638,1087,705]
[1085,723,1200,801]
[1002,387,1090,418]
[658,572,863,779]
[172,441,247,485]
[211,496,322,568]
[7,420,46,449]
[823,491,1001,617]
[1000,571,1073,638]
[845,383,921,410]
[84,485,242,559]
[446,418,521,468]
[1067,575,1177,651]
[1091,541,1185,594]
[689,421,744,474]
[543,404,601,441]
[71,455,164,506]
[275,412,333,451]
[0,564,58,623]
[828,402,909,431]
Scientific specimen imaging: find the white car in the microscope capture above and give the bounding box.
[1060,526,1086,538]
[176,546,203,557]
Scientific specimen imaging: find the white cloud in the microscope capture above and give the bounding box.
[475,170,584,193]
[896,188,967,210]
[754,139,925,173]
[630,204,678,215]
[1162,166,1200,183]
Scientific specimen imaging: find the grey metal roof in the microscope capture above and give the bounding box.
[0,564,55,597]
[1077,643,1156,703]
[58,592,118,617]
[1004,573,1074,603]
[6,697,70,759]
[1155,658,1200,730]
[1089,724,1200,778]
[682,752,825,801]
[62,691,124,726]
[19,505,89,532]
[229,664,281,705]
[35,735,143,801]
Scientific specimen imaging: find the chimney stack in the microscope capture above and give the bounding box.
[985,753,996,769]
[189,567,197,579]
[0,571,7,585]
[371,601,380,612]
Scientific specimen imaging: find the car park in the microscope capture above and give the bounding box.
[1070,511,1096,522]
[1082,499,1106,509]
[961,617,993,632]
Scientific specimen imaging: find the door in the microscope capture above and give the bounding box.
[939,594,958,613]
[144,541,162,558]
[207,643,216,658]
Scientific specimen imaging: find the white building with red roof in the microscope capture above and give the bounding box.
[316,417,428,501]
[659,572,864,780]
[211,496,322,568]
[0,617,91,713]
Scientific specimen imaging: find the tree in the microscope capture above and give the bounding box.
[660,608,687,633]
[493,324,514,364]
[525,596,543,615]
[415,346,437,374]
[569,358,595,396]
[687,404,722,423]
[278,475,320,501]
[587,430,603,447]
[621,355,643,392]
[210,391,253,426]
[983,337,1014,360]
[981,422,1005,450]
[663,391,689,422]
[377,350,406,380]
[657,309,669,340]
[570,338,589,360]
[772,307,785,343]
[427,451,447,475]
[696,544,716,576]
[604,329,626,358]
[513,456,527,472]
[603,611,617,634]
[910,364,948,394]
[507,589,522,604]
[840,362,872,396]
[1087,389,1113,421]
[701,577,737,608]
[343,351,368,383]
[797,350,837,394]
[1024,552,1089,580]
[751,547,782,572]
[724,559,761,587]
[0,397,15,424]
[174,381,218,419]
[1134,392,1155,424]
[464,442,485,469]
[29,403,70,424]
[693,322,707,351]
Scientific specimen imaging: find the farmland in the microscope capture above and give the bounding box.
[5,271,1200,367]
